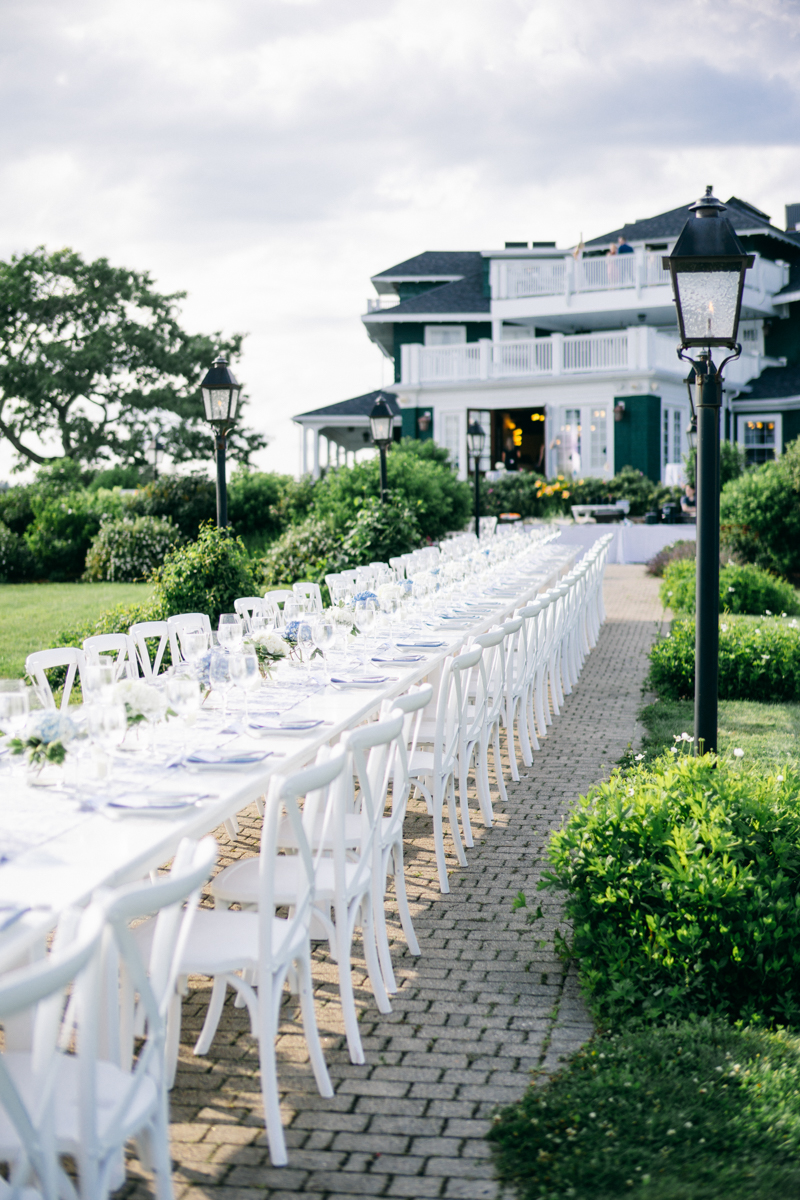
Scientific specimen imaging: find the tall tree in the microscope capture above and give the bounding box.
[0,247,266,469]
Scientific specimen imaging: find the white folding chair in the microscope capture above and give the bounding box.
[291,582,323,613]
[409,650,476,893]
[25,648,85,710]
[373,684,432,992]
[71,838,216,1200]
[233,597,265,626]
[166,613,212,666]
[500,615,532,782]
[129,621,170,680]
[0,904,104,1200]
[138,758,344,1165]
[472,625,508,812]
[263,590,293,627]
[82,634,139,681]
[212,714,404,1065]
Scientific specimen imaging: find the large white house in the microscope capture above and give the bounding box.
[294,195,800,481]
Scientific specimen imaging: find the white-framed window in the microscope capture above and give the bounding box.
[662,404,686,471]
[440,411,462,472]
[588,408,608,473]
[738,414,782,465]
[424,325,466,347]
[467,409,492,472]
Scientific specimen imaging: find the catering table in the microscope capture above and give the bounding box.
[0,546,578,973]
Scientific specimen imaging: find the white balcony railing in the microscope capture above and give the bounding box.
[400,328,768,388]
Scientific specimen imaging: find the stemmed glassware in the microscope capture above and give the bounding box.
[311,616,335,679]
[218,614,244,652]
[83,656,116,701]
[229,651,261,718]
[209,649,233,721]
[296,621,316,677]
[0,683,30,774]
[179,629,210,668]
[165,669,201,757]
[354,599,377,673]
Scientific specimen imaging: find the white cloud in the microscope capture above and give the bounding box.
[0,0,799,479]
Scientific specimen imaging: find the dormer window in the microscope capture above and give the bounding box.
[424,325,466,347]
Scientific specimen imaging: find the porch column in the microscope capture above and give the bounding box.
[313,427,321,480]
[301,426,308,476]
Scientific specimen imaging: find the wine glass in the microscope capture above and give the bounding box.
[0,686,30,774]
[218,614,244,652]
[83,656,116,701]
[166,671,201,757]
[354,599,377,673]
[296,621,316,676]
[87,702,127,773]
[209,649,233,721]
[312,616,335,679]
[230,652,261,718]
[179,628,210,667]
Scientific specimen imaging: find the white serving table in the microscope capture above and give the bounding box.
[0,547,578,972]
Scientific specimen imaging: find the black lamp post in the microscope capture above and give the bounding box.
[663,186,753,754]
[200,353,242,528]
[369,396,394,503]
[146,435,163,481]
[467,420,486,539]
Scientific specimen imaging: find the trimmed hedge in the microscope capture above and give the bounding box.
[532,753,800,1025]
[83,515,182,582]
[660,559,800,616]
[648,615,800,702]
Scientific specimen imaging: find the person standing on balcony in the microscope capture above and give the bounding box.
[616,235,634,254]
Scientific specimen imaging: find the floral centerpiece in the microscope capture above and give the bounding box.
[112,679,167,727]
[10,710,72,768]
[244,628,290,677]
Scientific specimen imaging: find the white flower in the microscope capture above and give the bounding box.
[721,623,728,632]
[670,747,678,754]
[112,679,165,719]
[777,775,784,782]
[733,748,744,758]
[246,630,288,657]
[635,753,644,761]
[377,582,403,604]
[728,586,735,593]
[765,609,772,616]
[627,788,634,796]
[680,732,692,742]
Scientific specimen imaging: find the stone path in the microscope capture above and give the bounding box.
[122,564,664,1200]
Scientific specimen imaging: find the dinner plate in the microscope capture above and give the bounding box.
[106,791,211,813]
[371,655,424,664]
[396,640,445,649]
[184,749,272,769]
[329,675,395,689]
[245,718,324,737]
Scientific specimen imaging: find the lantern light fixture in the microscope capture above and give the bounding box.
[200,354,242,426]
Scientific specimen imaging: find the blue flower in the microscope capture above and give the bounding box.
[283,621,300,645]
[30,711,68,745]
[354,591,377,603]
[194,651,212,687]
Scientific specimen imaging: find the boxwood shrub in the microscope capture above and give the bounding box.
[648,615,800,702]
[150,522,255,624]
[660,558,800,616]
[533,754,800,1025]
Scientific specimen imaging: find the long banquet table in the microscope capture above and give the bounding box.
[0,544,579,973]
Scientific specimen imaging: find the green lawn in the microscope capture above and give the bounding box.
[0,582,153,678]
[638,697,800,769]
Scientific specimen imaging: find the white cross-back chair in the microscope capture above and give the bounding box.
[263,590,293,627]
[409,649,478,893]
[291,582,323,613]
[166,614,212,666]
[128,622,170,680]
[233,598,265,626]
[373,684,432,992]
[82,634,139,681]
[499,614,531,783]
[471,625,509,812]
[135,758,344,1165]
[211,714,403,1065]
[76,837,216,1200]
[0,904,104,1200]
[25,648,85,711]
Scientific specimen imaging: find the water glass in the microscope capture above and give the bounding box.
[209,648,233,719]
[180,628,210,666]
[312,617,335,677]
[354,599,377,671]
[296,621,316,674]
[218,614,244,652]
[165,672,201,745]
[230,652,261,717]
[0,687,30,741]
[83,656,116,700]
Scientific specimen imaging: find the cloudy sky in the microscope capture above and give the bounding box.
[1,0,799,479]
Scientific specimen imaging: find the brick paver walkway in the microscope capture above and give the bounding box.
[123,564,664,1200]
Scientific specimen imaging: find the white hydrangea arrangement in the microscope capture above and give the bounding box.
[112,679,167,725]
[244,628,290,676]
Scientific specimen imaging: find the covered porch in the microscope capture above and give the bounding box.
[293,389,402,478]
